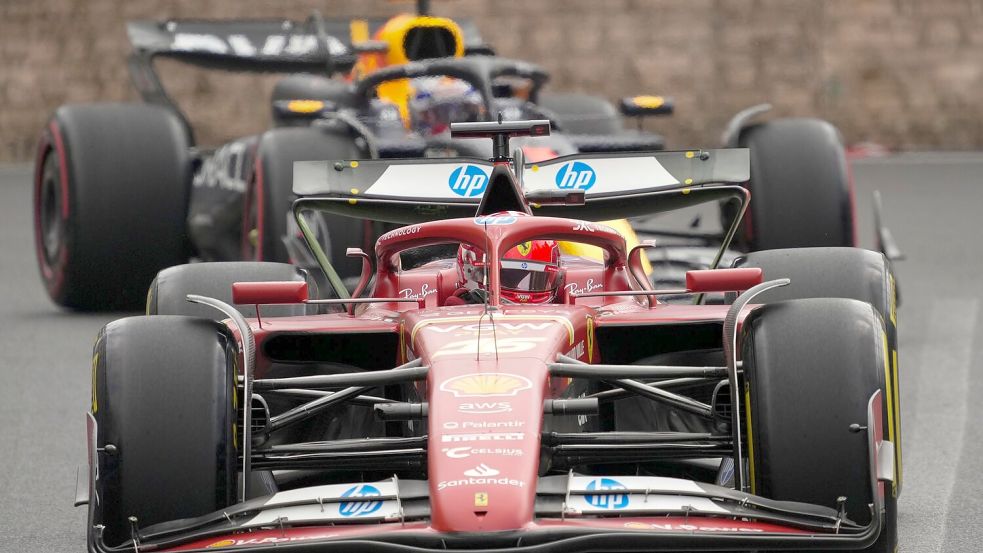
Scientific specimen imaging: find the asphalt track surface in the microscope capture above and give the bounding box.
[0,153,981,552]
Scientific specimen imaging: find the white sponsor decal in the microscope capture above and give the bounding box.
[441,432,525,443]
[623,522,764,533]
[437,477,525,490]
[463,463,500,477]
[207,535,329,548]
[364,163,491,198]
[192,141,249,193]
[458,401,512,414]
[568,494,726,515]
[432,337,546,359]
[442,446,524,459]
[443,420,524,430]
[400,283,437,301]
[428,322,553,334]
[565,278,603,296]
[474,215,516,225]
[172,32,347,57]
[379,225,420,241]
[523,156,679,195]
[572,220,597,232]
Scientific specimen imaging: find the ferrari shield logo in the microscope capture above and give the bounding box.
[474,492,489,507]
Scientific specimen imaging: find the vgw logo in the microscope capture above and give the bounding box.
[555,161,596,190]
[339,484,383,517]
[449,165,489,197]
[584,478,629,510]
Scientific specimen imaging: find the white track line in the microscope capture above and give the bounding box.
[900,298,978,553]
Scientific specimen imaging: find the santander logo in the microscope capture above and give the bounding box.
[463,463,500,477]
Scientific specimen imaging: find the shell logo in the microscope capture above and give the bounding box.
[206,539,236,548]
[440,373,532,397]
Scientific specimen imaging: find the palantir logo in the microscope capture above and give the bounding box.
[555,161,596,190]
[339,484,383,517]
[584,478,629,510]
[449,165,489,197]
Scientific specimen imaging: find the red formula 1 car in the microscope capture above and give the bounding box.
[80,121,900,552]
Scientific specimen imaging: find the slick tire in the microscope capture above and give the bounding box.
[243,126,367,281]
[91,316,237,547]
[537,93,623,135]
[147,261,319,318]
[34,103,191,311]
[734,246,902,496]
[727,118,855,251]
[743,298,897,553]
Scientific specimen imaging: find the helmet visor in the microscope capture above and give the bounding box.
[500,260,557,292]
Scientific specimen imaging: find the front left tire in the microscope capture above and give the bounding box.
[91,316,237,547]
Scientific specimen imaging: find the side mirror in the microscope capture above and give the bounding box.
[620,95,674,118]
[347,248,374,316]
[271,99,336,123]
[685,268,763,293]
[232,281,309,305]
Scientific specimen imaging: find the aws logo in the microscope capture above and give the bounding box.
[555,161,596,190]
[449,165,489,197]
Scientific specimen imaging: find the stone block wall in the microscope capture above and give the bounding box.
[2,0,983,160]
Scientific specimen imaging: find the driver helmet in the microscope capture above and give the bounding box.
[456,239,562,304]
[408,76,485,136]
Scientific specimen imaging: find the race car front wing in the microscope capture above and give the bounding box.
[84,391,893,552]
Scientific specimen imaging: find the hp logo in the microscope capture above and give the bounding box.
[555,161,596,190]
[449,165,490,197]
[584,478,629,510]
[339,484,383,517]
[474,215,516,225]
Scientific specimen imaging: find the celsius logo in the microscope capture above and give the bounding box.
[555,161,596,190]
[339,484,383,517]
[449,165,489,197]
[584,478,629,510]
[463,464,500,477]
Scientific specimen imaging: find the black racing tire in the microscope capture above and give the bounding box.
[91,316,237,546]
[743,298,896,552]
[734,246,902,497]
[34,103,191,311]
[537,93,623,135]
[147,261,319,318]
[243,126,367,282]
[730,118,855,251]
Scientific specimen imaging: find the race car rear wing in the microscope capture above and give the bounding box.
[127,19,356,74]
[291,148,750,224]
[125,16,489,139]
